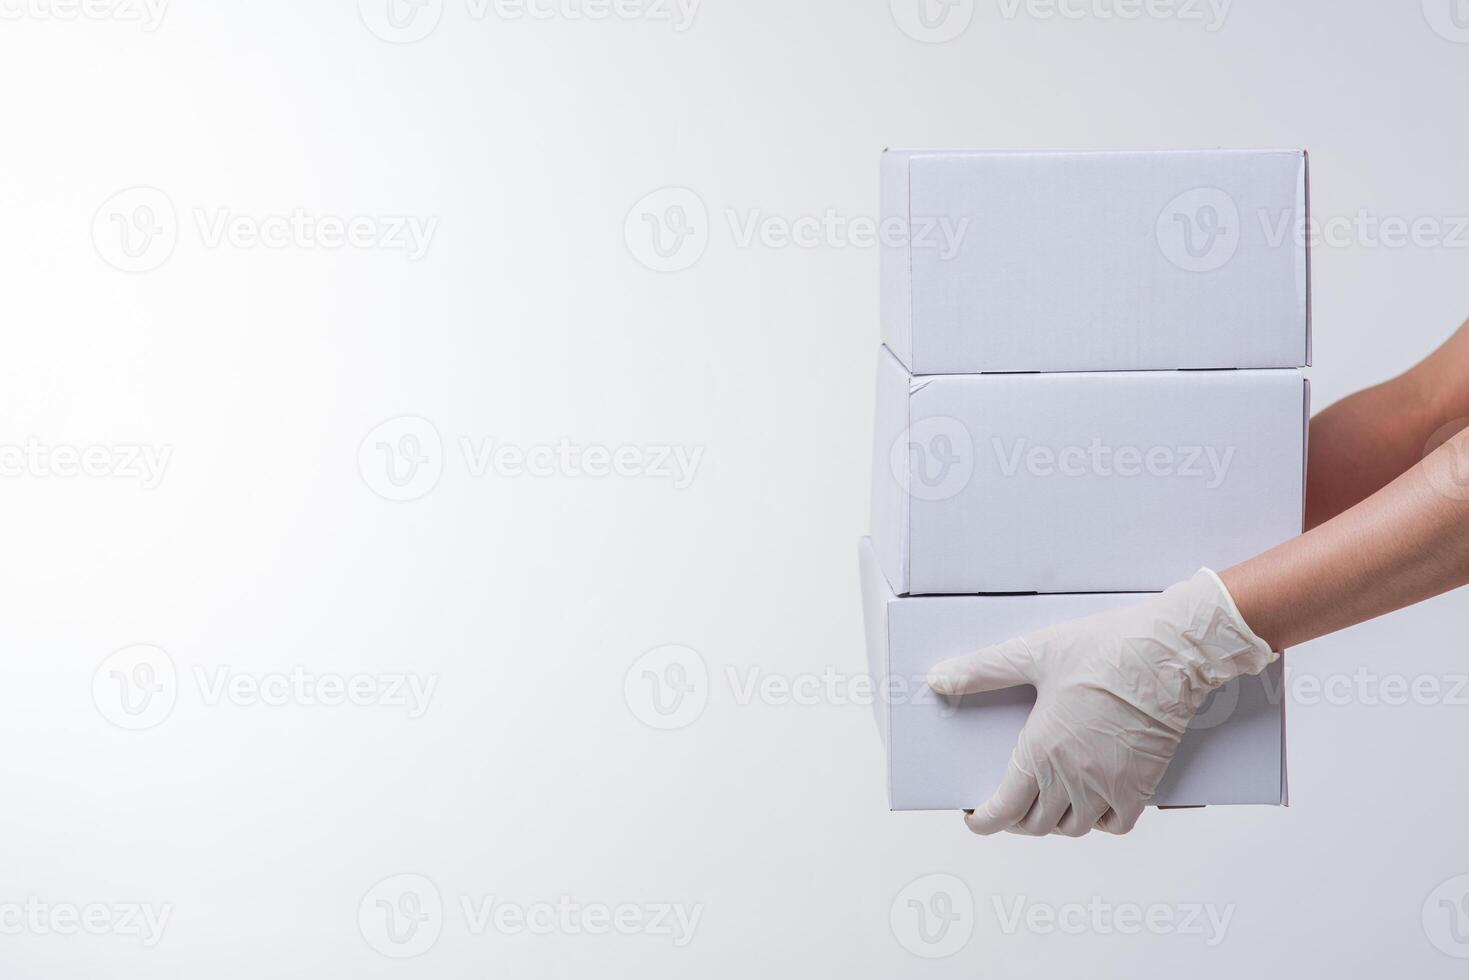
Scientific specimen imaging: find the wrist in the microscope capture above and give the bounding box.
[1217,558,1288,652]
[1168,568,1277,703]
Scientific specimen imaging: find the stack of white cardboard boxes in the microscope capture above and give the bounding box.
[861,149,1310,810]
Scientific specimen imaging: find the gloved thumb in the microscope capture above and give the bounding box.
[927,638,1034,696]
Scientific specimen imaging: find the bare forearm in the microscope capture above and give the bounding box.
[1223,428,1469,650]
[1304,373,1436,528]
[1305,318,1469,528]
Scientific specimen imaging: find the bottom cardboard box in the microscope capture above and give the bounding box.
[859,537,1287,811]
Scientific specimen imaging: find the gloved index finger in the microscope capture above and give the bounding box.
[928,637,1034,696]
[964,759,1039,835]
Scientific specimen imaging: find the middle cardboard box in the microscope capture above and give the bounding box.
[871,345,1308,595]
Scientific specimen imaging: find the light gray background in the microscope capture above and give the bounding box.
[3,0,1468,975]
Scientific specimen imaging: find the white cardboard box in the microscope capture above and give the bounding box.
[859,538,1288,810]
[881,148,1311,374]
[871,346,1308,594]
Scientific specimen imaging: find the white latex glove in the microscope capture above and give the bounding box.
[926,569,1276,837]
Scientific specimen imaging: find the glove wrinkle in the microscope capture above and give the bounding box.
[934,568,1274,837]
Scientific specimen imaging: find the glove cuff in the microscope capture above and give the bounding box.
[1161,567,1279,723]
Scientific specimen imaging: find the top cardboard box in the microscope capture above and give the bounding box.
[881,148,1311,374]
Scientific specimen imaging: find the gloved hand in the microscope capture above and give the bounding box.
[926,568,1276,837]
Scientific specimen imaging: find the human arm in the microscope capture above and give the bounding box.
[1224,422,1469,650]
[1234,315,1469,645]
[1306,319,1469,527]
[927,320,1469,837]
